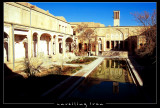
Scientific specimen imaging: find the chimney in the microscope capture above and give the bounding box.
[47,10,49,14]
[113,11,120,26]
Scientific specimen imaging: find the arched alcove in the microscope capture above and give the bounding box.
[40,33,51,55]
[66,37,73,52]
[4,32,9,62]
[33,32,38,57]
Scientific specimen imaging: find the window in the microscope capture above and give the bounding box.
[115,60,118,68]
[115,41,119,49]
[124,40,128,50]
[114,12,116,19]
[111,34,114,39]
[59,25,61,32]
[106,34,110,38]
[62,26,64,32]
[111,41,114,49]
[84,43,87,51]
[111,60,114,68]
[106,60,109,68]
[73,31,76,35]
[99,44,102,51]
[120,41,123,49]
[116,12,118,19]
[65,27,67,33]
[88,43,91,51]
[92,44,95,51]
[117,12,119,19]
[140,43,143,48]
[106,41,110,48]
[116,34,119,38]
[79,43,82,51]
[114,11,119,19]
[120,34,123,40]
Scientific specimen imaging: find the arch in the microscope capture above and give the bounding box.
[98,38,102,53]
[109,29,125,50]
[79,43,82,52]
[98,38,102,41]
[4,32,9,62]
[66,37,73,52]
[40,33,52,55]
[52,35,57,55]
[41,33,51,37]
[111,29,124,41]
[33,32,38,36]
[116,29,124,40]
[66,37,73,43]
[33,32,38,57]
[40,33,51,40]
[4,32,9,38]
[53,35,56,39]
[116,28,124,36]
[14,34,28,60]
[84,43,87,52]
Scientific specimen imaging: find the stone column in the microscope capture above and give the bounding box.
[53,35,56,55]
[96,43,98,56]
[110,40,112,50]
[55,35,59,55]
[103,37,106,51]
[27,30,32,58]
[37,33,41,56]
[118,41,120,50]
[9,24,14,63]
[90,43,92,55]
[76,38,78,49]
[62,35,66,57]
[114,40,116,49]
[109,60,111,68]
[50,36,53,56]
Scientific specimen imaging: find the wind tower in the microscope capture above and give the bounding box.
[113,10,120,26]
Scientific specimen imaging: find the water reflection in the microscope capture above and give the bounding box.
[81,59,130,95]
[75,59,134,95]
[68,59,142,102]
[68,59,141,102]
[113,81,119,94]
[89,59,133,83]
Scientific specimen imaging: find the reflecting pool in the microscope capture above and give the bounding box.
[67,58,145,103]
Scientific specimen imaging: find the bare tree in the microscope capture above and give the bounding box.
[75,23,98,56]
[130,9,156,57]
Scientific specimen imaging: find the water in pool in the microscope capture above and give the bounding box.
[66,58,145,103]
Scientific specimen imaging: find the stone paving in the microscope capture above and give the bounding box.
[41,57,105,101]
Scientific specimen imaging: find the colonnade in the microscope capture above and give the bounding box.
[4,24,74,67]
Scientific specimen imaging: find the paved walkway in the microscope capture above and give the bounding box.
[128,56,144,77]
[41,57,105,101]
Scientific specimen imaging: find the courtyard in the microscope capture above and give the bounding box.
[3,2,157,105]
[4,52,155,103]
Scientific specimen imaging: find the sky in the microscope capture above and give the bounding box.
[29,2,156,26]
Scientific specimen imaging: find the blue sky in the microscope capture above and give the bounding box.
[29,2,156,26]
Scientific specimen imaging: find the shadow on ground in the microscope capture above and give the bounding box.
[128,56,156,103]
[4,60,156,103]
[4,63,84,103]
